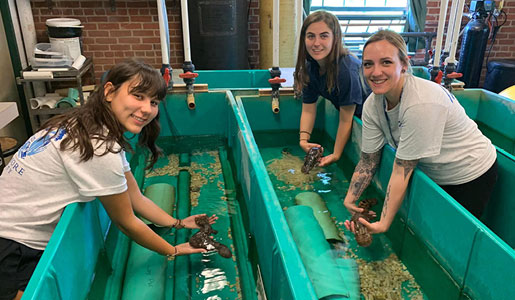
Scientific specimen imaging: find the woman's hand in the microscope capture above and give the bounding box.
[174,242,207,256]
[343,199,365,216]
[299,140,322,154]
[344,218,387,235]
[181,214,218,229]
[319,153,339,167]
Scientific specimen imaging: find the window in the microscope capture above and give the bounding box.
[311,0,409,54]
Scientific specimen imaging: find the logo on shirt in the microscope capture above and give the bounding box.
[18,128,66,159]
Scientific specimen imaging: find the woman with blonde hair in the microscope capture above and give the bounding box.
[343,30,497,236]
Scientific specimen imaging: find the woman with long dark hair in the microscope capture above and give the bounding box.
[0,59,215,300]
[294,10,370,167]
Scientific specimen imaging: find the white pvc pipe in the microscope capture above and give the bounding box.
[157,0,170,65]
[9,0,28,68]
[16,0,46,97]
[444,0,459,53]
[447,0,466,64]
[433,0,449,67]
[293,0,303,63]
[180,0,191,62]
[272,0,280,67]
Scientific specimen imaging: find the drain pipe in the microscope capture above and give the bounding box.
[443,0,465,89]
[179,0,198,110]
[157,0,173,89]
[293,0,304,99]
[430,0,449,84]
[16,0,46,97]
[269,0,286,113]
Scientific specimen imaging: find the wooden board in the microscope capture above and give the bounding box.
[170,83,209,93]
[258,87,295,96]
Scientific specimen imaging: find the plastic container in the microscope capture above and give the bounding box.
[32,43,73,68]
[46,18,83,60]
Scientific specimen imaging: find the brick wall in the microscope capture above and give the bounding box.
[30,0,260,81]
[425,0,515,86]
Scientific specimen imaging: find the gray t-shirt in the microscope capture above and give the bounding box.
[361,75,496,185]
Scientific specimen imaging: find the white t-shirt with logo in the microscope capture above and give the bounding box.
[0,128,130,250]
[361,75,496,185]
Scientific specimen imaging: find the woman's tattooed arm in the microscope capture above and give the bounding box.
[380,157,419,224]
[347,150,382,202]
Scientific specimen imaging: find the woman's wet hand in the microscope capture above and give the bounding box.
[181,214,218,229]
[319,153,338,167]
[299,141,322,154]
[175,242,207,256]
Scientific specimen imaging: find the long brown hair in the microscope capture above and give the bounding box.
[294,10,350,94]
[40,59,167,169]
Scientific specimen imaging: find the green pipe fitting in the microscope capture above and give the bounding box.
[285,205,360,300]
[295,192,343,242]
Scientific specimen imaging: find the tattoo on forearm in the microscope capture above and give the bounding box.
[382,185,390,219]
[350,151,382,197]
[394,158,419,180]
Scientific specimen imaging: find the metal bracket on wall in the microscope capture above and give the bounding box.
[110,0,116,11]
[46,0,53,9]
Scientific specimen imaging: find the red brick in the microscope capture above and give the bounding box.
[80,1,105,8]
[95,37,118,44]
[132,30,155,37]
[88,44,110,51]
[87,16,108,22]
[130,16,153,22]
[118,37,141,44]
[110,30,132,37]
[142,37,160,43]
[94,58,116,65]
[110,44,126,51]
[132,44,152,50]
[126,2,149,8]
[107,16,130,22]
[88,30,110,37]
[143,23,159,30]
[98,23,120,30]
[121,23,142,30]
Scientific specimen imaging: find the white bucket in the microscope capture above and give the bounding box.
[46,18,83,60]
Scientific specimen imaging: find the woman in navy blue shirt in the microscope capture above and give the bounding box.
[294,10,369,167]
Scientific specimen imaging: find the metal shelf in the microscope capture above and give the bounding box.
[16,57,95,133]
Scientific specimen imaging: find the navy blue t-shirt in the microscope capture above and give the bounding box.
[302,54,369,117]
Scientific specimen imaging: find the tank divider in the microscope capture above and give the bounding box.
[219,146,258,300]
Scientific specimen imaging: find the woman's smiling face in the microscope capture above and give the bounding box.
[104,77,160,134]
[362,39,406,98]
[305,21,334,64]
